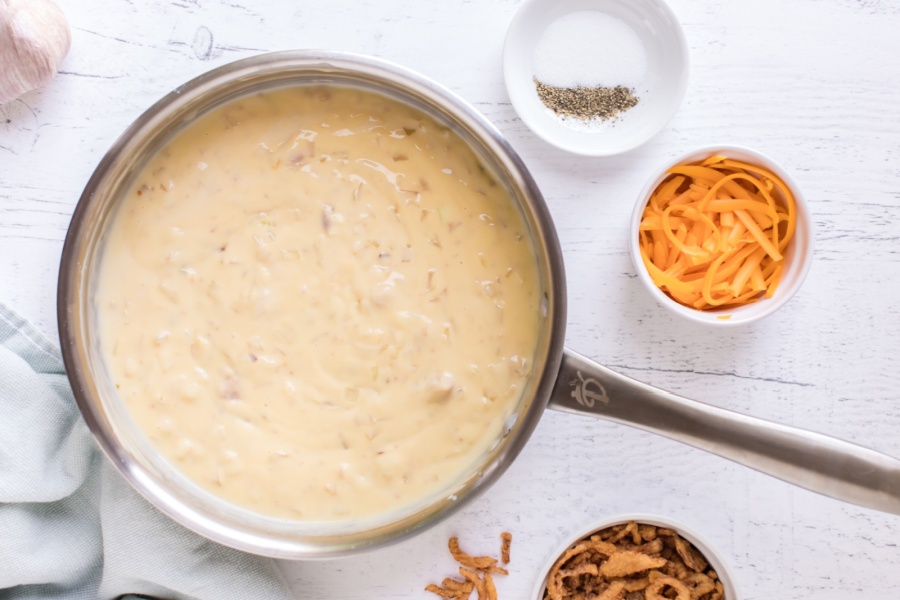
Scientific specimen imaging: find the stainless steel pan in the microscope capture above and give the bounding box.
[58,51,900,560]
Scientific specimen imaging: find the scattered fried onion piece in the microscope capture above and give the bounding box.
[442,577,474,595]
[483,572,498,600]
[426,533,512,600]
[425,583,459,598]
[500,532,512,564]
[449,537,498,570]
[460,567,488,600]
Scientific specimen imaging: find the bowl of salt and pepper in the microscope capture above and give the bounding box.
[504,0,689,156]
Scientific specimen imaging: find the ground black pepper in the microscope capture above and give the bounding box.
[534,78,639,121]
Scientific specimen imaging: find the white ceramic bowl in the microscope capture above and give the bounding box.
[530,514,739,600]
[503,0,689,156]
[629,145,813,327]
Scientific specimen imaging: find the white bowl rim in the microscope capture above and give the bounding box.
[629,144,814,327]
[503,0,691,157]
[529,512,740,600]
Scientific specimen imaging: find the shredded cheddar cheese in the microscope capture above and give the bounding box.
[639,155,796,310]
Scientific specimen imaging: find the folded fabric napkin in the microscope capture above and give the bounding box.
[0,303,295,600]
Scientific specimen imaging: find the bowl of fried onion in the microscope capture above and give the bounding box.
[531,514,739,600]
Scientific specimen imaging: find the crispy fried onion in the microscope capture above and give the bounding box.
[645,576,691,600]
[460,566,489,599]
[600,551,667,578]
[500,532,512,564]
[450,537,498,570]
[545,540,617,600]
[425,534,511,599]
[542,522,726,600]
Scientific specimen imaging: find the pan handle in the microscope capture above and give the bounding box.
[548,347,900,515]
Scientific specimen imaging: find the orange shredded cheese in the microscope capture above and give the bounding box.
[639,155,796,310]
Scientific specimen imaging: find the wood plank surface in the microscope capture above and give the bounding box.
[2,0,899,598]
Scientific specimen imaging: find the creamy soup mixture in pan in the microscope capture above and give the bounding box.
[96,86,542,520]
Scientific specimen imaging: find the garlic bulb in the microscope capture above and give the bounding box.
[0,0,71,104]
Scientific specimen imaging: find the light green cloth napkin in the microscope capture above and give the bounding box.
[0,303,295,600]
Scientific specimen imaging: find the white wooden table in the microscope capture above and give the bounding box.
[3,1,900,598]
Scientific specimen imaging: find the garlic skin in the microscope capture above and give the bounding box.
[0,0,72,104]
